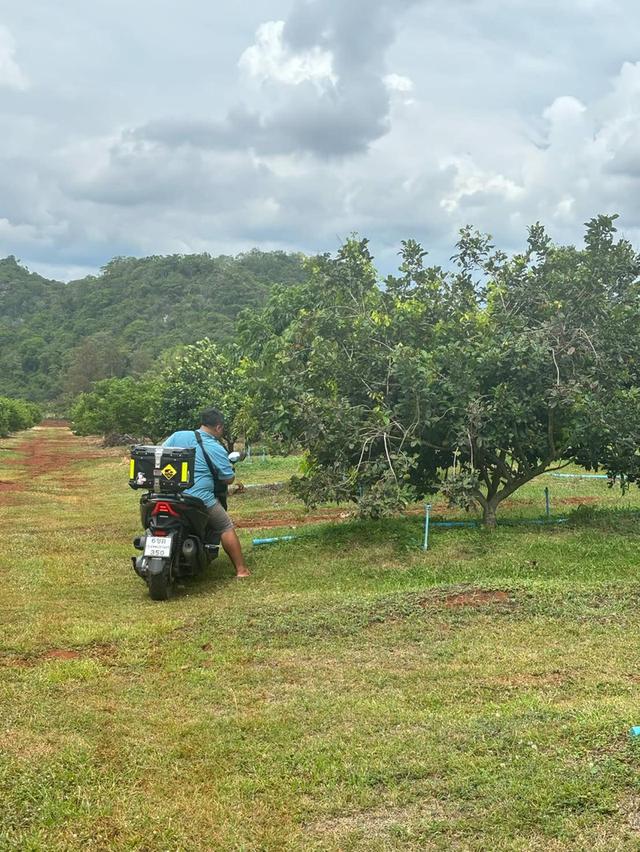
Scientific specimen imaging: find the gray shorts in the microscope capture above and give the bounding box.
[206,501,234,535]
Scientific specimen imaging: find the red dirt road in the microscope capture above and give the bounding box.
[0,426,104,503]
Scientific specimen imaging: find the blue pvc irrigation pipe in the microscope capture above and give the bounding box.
[428,517,568,530]
[548,473,608,479]
[252,535,297,546]
[251,512,570,551]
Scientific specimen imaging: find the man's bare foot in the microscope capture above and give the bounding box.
[236,566,250,578]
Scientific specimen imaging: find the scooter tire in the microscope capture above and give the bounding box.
[147,558,173,601]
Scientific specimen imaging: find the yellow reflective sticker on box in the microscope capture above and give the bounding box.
[181,462,189,482]
[129,459,135,478]
[162,463,177,480]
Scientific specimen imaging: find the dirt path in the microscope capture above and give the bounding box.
[0,426,104,503]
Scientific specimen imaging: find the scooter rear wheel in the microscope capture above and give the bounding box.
[147,557,173,601]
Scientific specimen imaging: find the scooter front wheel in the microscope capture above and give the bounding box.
[147,557,173,601]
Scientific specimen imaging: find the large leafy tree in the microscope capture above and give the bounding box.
[63,332,129,399]
[239,238,439,516]
[404,215,640,525]
[241,218,640,526]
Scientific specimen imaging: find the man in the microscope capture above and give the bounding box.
[163,407,250,578]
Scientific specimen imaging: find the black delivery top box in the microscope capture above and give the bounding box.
[129,445,195,492]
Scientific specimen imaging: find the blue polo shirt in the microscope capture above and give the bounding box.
[163,429,234,508]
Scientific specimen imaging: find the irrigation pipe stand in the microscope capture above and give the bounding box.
[423,504,431,551]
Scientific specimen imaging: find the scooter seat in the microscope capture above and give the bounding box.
[179,495,208,510]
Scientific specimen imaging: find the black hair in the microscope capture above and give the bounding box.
[199,407,225,429]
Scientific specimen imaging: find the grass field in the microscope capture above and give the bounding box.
[2,427,640,850]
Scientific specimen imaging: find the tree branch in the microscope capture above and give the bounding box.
[547,408,556,458]
[471,488,488,510]
[383,432,398,483]
[551,348,561,385]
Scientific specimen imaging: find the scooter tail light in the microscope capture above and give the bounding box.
[151,501,180,517]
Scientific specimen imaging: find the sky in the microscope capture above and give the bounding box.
[1,0,639,280]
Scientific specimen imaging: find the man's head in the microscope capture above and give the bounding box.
[199,407,225,437]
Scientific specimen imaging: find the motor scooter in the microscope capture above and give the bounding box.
[129,445,242,600]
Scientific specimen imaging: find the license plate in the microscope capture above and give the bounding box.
[144,536,172,557]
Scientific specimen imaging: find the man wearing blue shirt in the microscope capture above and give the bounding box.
[164,407,250,578]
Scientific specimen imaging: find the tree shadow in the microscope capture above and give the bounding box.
[172,558,237,598]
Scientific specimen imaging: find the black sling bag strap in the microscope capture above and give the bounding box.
[193,429,228,510]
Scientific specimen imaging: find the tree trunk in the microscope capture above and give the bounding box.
[482,502,498,529]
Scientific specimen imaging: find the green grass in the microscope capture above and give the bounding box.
[2,429,640,849]
[239,453,302,485]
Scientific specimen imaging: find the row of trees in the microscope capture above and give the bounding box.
[0,397,41,437]
[70,215,640,526]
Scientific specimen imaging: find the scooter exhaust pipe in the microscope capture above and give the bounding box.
[182,537,198,561]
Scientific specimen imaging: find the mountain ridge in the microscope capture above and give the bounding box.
[0,250,308,403]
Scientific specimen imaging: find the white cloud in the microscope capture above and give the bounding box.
[0,25,28,90]
[239,20,337,88]
[384,72,413,92]
[4,1,640,279]
[431,59,640,250]
[440,156,524,214]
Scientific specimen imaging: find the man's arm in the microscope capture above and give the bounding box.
[212,441,235,483]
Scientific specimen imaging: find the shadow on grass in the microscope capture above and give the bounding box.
[305,503,640,549]
[566,505,640,533]
[279,514,568,556]
[172,559,237,599]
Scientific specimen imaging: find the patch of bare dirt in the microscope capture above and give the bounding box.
[42,649,81,661]
[38,419,71,427]
[558,496,599,506]
[1,643,117,667]
[1,650,79,667]
[0,479,25,505]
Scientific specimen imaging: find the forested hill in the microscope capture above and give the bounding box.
[0,250,307,403]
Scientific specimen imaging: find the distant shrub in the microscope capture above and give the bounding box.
[69,338,251,447]
[0,397,41,436]
[70,377,155,437]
